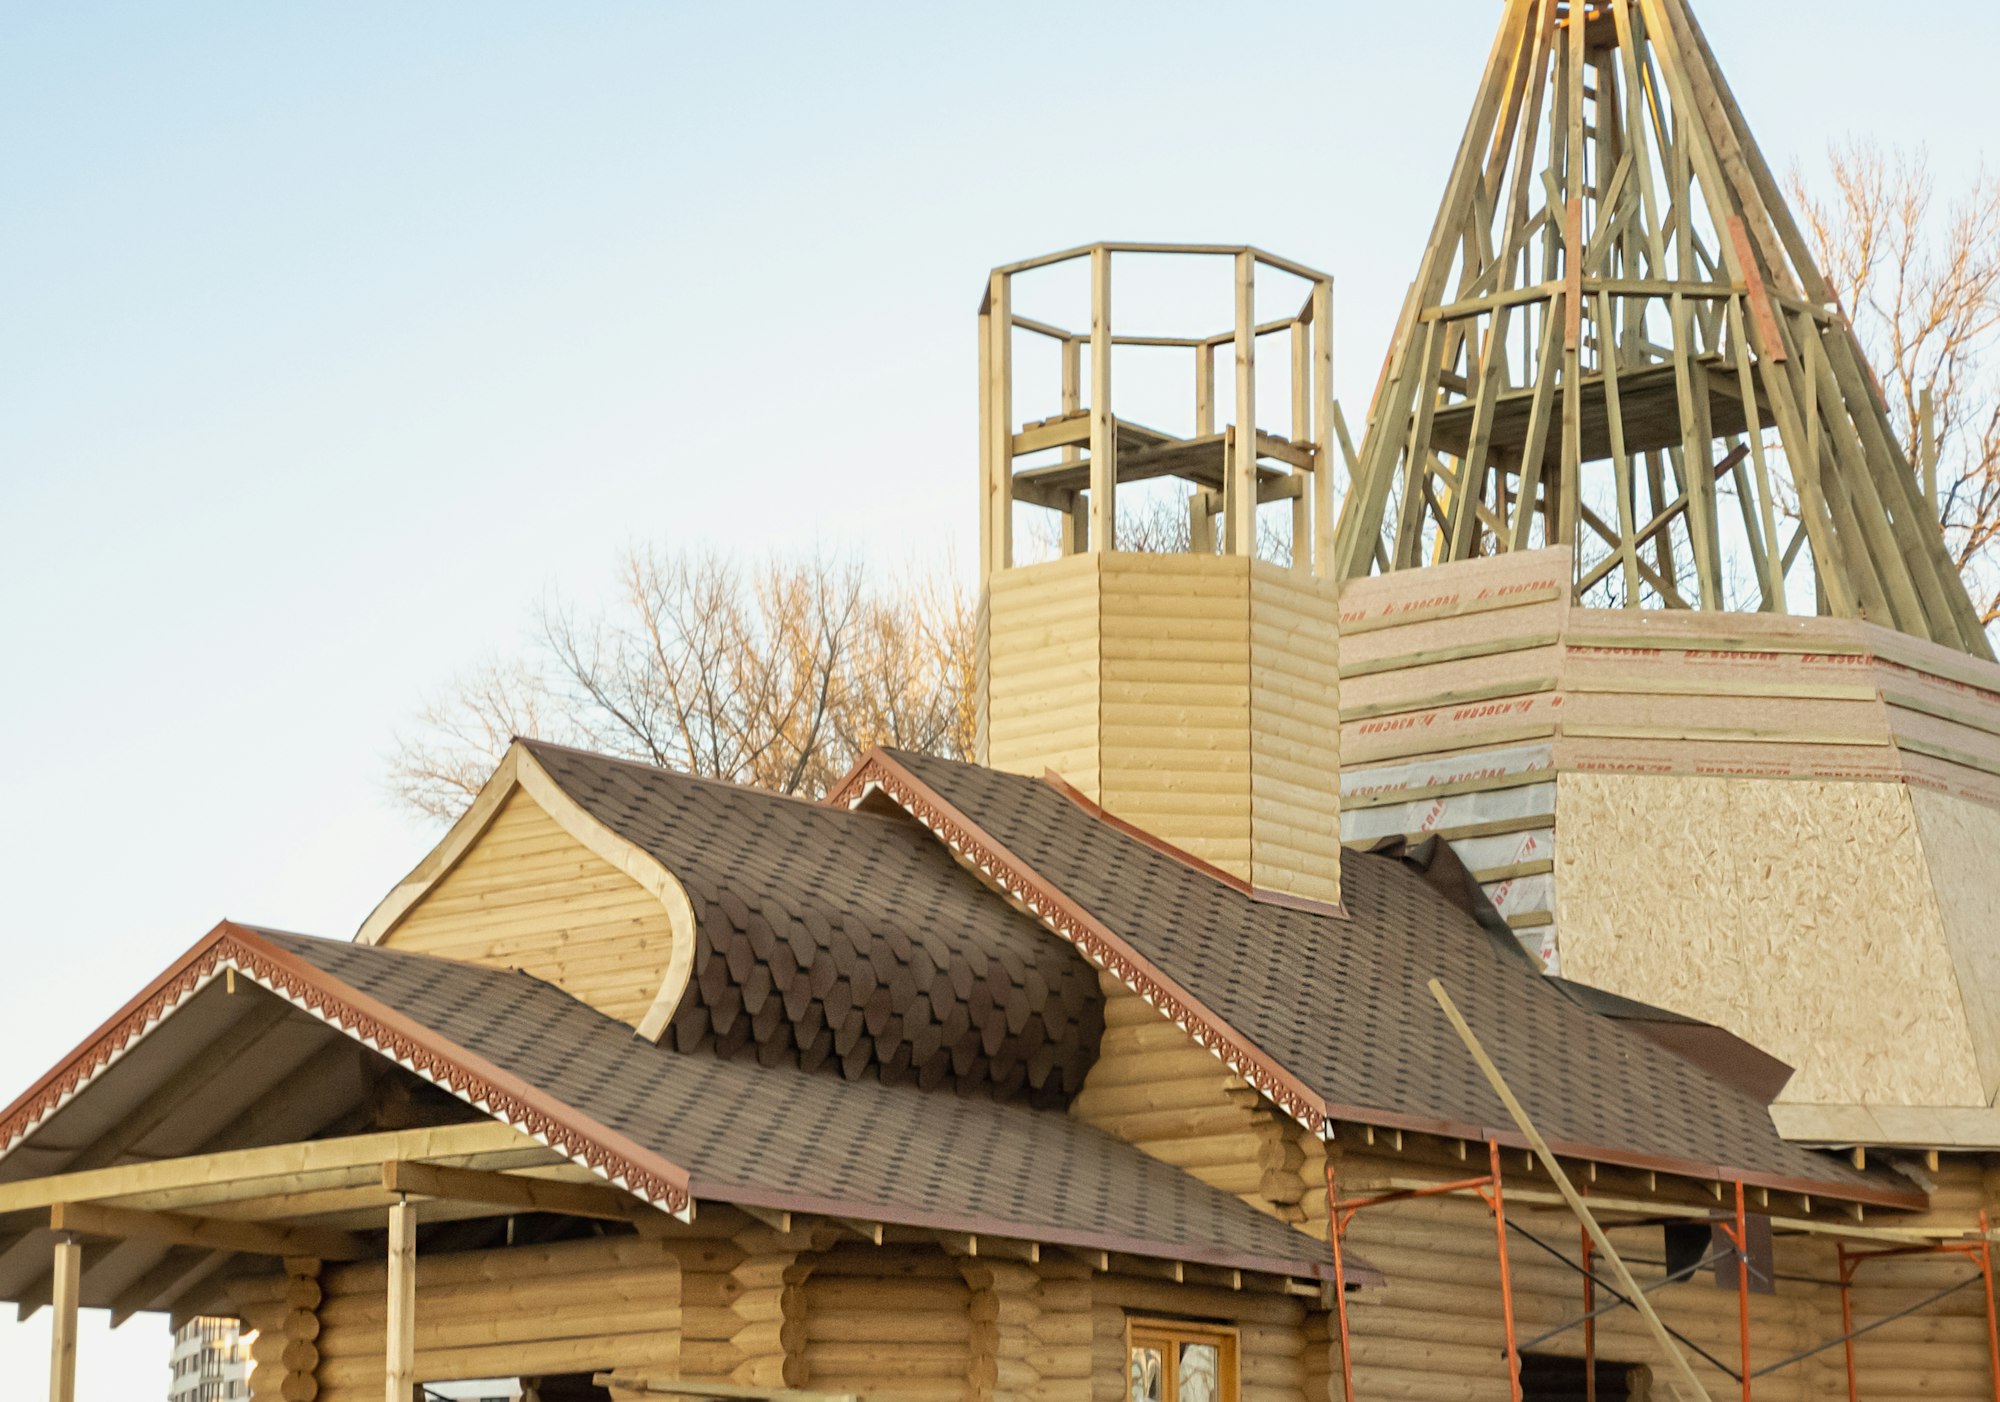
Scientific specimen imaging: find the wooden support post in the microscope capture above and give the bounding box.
[1062,336,1084,556]
[986,273,1014,579]
[1231,251,1258,558]
[1292,318,1313,570]
[1430,980,1716,1402]
[1312,279,1336,579]
[1089,247,1116,551]
[384,1198,416,1402]
[978,299,994,585]
[48,1234,79,1402]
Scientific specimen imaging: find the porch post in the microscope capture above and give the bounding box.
[385,1198,416,1402]
[48,1233,80,1402]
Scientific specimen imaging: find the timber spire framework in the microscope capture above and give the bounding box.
[1335,0,1994,660]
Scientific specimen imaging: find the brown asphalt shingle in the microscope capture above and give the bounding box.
[522,742,1103,1106]
[259,930,1342,1278]
[877,749,1890,1197]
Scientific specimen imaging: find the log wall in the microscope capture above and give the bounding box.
[1069,974,1321,1221]
[801,1242,970,1402]
[378,788,679,1030]
[302,1234,683,1400]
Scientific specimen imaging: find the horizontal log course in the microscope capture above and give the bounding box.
[317,1304,684,1360]
[804,1340,970,1376]
[316,1333,682,1391]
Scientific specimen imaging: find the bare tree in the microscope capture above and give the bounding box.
[1792,141,2000,628]
[389,549,976,820]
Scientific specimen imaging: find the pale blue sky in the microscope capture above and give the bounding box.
[3,2,1996,1394]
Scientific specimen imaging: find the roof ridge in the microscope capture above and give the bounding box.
[1035,769,1349,921]
[517,737,900,823]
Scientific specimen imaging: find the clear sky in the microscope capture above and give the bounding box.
[3,2,1997,1394]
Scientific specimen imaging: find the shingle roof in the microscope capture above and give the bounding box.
[862,749,1898,1202]
[254,928,1343,1279]
[522,742,1103,1106]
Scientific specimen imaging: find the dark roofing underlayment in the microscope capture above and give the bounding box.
[523,741,1104,1107]
[259,930,1340,1278]
[875,749,1894,1199]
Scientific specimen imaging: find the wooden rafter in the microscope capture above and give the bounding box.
[1339,0,1993,659]
[48,1201,369,1262]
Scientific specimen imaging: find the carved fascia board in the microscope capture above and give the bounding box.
[0,921,695,1216]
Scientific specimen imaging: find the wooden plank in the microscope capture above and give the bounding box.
[0,1122,538,1215]
[1429,980,1716,1402]
[1090,246,1116,549]
[1231,251,1258,557]
[1312,281,1336,579]
[47,1236,78,1402]
[380,1161,651,1225]
[49,1201,370,1261]
[385,1197,416,1402]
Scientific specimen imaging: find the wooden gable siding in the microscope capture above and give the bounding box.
[378,788,678,1031]
[1070,975,1323,1224]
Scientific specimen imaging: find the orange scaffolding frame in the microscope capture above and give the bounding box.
[1326,1153,2000,1402]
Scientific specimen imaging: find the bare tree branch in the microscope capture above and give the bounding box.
[1791,141,2000,629]
[389,548,976,819]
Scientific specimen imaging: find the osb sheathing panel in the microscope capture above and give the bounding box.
[1911,789,2000,1101]
[1555,773,1986,1108]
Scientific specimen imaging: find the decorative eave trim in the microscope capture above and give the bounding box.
[0,922,694,1217]
[828,752,1332,1136]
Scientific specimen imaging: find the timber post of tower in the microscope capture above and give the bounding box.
[1334,0,1992,662]
[976,242,1346,905]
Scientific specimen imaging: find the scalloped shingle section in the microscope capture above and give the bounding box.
[521,742,1103,1107]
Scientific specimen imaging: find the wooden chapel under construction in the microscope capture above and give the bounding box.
[7,3,2000,1402]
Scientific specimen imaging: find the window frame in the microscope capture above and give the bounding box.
[1125,1317,1240,1402]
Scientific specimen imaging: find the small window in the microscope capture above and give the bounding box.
[1127,1319,1239,1402]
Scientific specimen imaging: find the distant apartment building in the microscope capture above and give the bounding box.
[166,1317,250,1402]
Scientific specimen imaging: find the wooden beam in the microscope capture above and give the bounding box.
[0,1122,538,1216]
[50,1202,369,1262]
[379,1161,650,1225]
[1430,980,1714,1402]
[385,1198,416,1402]
[1231,250,1258,557]
[1089,245,1116,549]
